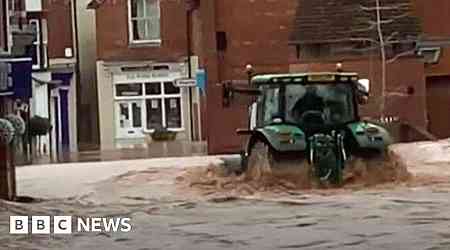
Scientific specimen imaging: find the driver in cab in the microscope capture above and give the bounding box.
[291,86,325,124]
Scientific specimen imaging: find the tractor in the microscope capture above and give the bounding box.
[224,70,394,187]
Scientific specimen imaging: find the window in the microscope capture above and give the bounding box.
[29,19,48,70]
[129,0,161,43]
[114,81,183,131]
[116,83,143,96]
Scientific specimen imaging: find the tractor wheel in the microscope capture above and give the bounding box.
[246,142,312,189]
[246,141,274,181]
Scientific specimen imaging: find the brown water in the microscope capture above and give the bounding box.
[176,154,413,198]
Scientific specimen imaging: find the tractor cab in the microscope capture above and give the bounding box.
[249,73,367,136]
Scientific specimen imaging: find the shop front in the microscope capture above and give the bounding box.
[97,61,194,149]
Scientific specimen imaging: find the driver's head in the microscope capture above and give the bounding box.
[305,86,318,96]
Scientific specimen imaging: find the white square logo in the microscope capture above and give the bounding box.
[10,216,29,234]
[31,216,51,234]
[54,216,72,234]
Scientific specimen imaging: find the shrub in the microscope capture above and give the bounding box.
[5,114,26,136]
[0,118,15,145]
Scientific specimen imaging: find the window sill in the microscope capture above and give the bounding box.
[143,128,185,133]
[129,40,162,48]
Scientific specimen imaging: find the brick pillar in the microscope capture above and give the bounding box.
[199,0,220,154]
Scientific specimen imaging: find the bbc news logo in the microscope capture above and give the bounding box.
[10,216,132,234]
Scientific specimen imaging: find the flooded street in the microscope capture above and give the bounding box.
[1,140,450,250]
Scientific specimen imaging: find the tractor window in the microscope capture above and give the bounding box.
[262,86,280,124]
[285,83,355,126]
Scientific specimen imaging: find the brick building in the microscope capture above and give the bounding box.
[190,0,450,154]
[1,0,79,159]
[89,0,202,150]
[416,0,450,139]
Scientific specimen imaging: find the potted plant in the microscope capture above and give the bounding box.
[150,126,177,141]
[29,116,52,137]
[28,116,52,156]
[0,119,15,145]
[5,114,25,137]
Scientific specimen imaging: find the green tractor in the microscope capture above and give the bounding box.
[225,71,395,187]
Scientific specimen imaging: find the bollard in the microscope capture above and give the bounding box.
[0,143,16,201]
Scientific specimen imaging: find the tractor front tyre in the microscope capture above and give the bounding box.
[246,142,274,181]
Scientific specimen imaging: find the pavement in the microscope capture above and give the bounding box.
[17,141,208,166]
[1,139,450,250]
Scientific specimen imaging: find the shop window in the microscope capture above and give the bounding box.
[146,99,162,129]
[132,102,142,127]
[129,0,161,44]
[165,98,181,128]
[145,82,161,95]
[116,83,143,96]
[164,81,180,94]
[115,81,183,131]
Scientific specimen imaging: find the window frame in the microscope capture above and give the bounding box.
[1,0,11,54]
[29,18,48,70]
[113,80,184,133]
[127,0,162,45]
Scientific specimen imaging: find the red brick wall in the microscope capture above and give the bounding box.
[197,0,301,154]
[290,58,427,128]
[43,0,74,59]
[415,0,450,76]
[198,0,430,154]
[215,0,298,80]
[95,0,188,62]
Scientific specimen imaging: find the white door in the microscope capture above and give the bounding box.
[115,100,144,139]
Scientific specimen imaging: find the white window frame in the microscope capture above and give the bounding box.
[127,0,161,45]
[29,18,48,70]
[113,80,184,133]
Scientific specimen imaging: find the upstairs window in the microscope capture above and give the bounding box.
[129,0,161,44]
[28,19,48,70]
[1,0,7,53]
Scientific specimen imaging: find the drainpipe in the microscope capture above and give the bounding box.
[72,0,82,149]
[186,8,194,141]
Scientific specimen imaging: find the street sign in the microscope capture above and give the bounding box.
[174,78,196,87]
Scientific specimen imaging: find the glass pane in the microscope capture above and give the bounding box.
[132,20,147,41]
[132,102,142,128]
[119,103,130,128]
[145,82,161,95]
[164,82,180,94]
[146,18,160,40]
[146,0,159,18]
[263,87,280,124]
[146,99,163,129]
[131,0,144,18]
[165,98,182,128]
[116,84,143,97]
[29,45,38,66]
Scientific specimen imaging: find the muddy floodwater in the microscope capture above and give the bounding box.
[1,141,450,250]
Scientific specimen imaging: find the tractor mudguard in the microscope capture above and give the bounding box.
[246,125,307,153]
[347,121,393,151]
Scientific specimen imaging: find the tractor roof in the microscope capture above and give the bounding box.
[251,72,359,85]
